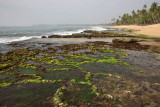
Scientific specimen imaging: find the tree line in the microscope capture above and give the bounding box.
[112,2,160,25]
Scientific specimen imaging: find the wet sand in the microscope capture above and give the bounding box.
[110,23,160,38]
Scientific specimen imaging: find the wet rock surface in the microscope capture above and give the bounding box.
[48,35,62,38]
[47,30,133,38]
[41,36,47,38]
[0,31,160,106]
[112,38,140,43]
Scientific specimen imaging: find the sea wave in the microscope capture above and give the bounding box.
[0,36,41,44]
[0,26,111,44]
[90,26,108,31]
[53,29,85,35]
[52,26,109,36]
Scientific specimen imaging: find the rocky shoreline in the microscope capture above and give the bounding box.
[44,30,133,38]
[0,30,160,106]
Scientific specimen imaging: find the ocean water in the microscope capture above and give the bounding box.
[0,24,111,44]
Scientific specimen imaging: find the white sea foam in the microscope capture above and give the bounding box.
[53,29,85,35]
[0,26,111,44]
[52,27,108,36]
[90,26,108,31]
[0,36,41,44]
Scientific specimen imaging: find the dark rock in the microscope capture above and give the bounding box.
[155,39,160,42]
[83,30,93,33]
[41,36,47,38]
[83,30,101,34]
[0,64,11,71]
[110,41,149,51]
[87,37,92,39]
[48,35,61,38]
[0,52,2,56]
[112,38,140,43]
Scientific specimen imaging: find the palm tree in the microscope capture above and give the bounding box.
[149,2,158,23]
[141,5,148,24]
[116,19,120,25]
[157,6,160,23]
[111,18,116,25]
[131,10,136,24]
[143,4,147,9]
[111,2,160,25]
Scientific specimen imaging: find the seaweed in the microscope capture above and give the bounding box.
[1,41,154,106]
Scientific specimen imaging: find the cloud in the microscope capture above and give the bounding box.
[0,0,160,26]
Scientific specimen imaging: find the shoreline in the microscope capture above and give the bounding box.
[1,29,160,54]
[0,30,160,106]
[109,23,160,38]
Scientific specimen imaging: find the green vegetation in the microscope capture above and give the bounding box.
[0,45,129,88]
[53,86,68,106]
[1,42,152,106]
[112,2,160,25]
[73,85,96,101]
[0,82,12,87]
[135,34,160,39]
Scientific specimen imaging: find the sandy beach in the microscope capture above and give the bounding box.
[110,23,160,38]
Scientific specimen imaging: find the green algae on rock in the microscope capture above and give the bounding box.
[1,40,159,106]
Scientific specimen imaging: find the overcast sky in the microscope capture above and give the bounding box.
[0,0,159,26]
